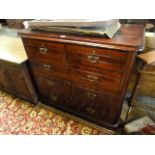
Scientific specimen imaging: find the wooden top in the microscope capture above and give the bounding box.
[18,24,145,52]
[0,36,28,64]
[138,51,155,64]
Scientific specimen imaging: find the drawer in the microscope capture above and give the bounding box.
[29,59,66,75]
[23,39,66,63]
[67,45,128,72]
[63,85,117,123]
[68,63,122,79]
[68,68,121,90]
[67,68,121,92]
[33,73,65,105]
[33,73,79,109]
[23,38,65,51]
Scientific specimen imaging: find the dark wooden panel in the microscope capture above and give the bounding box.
[0,63,15,93]
[0,60,37,103]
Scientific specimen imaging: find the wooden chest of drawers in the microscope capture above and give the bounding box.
[18,24,144,128]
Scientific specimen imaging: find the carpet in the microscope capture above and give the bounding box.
[0,91,115,135]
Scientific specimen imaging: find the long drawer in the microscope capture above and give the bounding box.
[32,65,120,93]
[69,86,117,123]
[67,44,128,72]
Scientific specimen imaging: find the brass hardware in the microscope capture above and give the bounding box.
[39,47,48,54]
[0,68,4,74]
[86,108,96,114]
[86,92,97,99]
[87,74,98,81]
[51,95,58,101]
[43,64,52,71]
[88,55,100,63]
[47,80,55,87]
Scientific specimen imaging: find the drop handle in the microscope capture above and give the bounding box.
[43,64,52,71]
[47,80,55,87]
[88,55,100,63]
[87,74,98,81]
[86,108,96,114]
[51,95,58,101]
[86,92,97,99]
[39,47,48,54]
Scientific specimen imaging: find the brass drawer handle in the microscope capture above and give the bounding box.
[51,95,58,101]
[47,80,55,87]
[39,47,48,54]
[88,55,100,63]
[86,92,97,99]
[86,108,96,114]
[43,64,52,71]
[87,74,98,81]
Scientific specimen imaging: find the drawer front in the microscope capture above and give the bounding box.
[23,39,66,63]
[34,73,64,105]
[33,73,79,109]
[67,68,121,91]
[68,63,122,79]
[63,85,117,123]
[29,59,66,75]
[67,45,128,72]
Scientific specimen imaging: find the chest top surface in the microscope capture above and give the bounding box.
[18,24,145,52]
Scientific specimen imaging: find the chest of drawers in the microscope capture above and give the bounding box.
[18,24,144,128]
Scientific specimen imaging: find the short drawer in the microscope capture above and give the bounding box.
[67,45,128,72]
[29,59,66,75]
[63,85,117,123]
[32,73,78,109]
[33,73,64,105]
[23,38,66,63]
